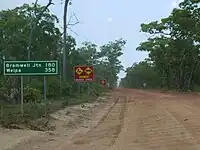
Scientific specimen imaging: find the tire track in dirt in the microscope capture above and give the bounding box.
[161,99,200,143]
[109,96,128,147]
[92,96,120,129]
[63,95,128,150]
[70,95,120,139]
[111,92,200,150]
[7,89,200,150]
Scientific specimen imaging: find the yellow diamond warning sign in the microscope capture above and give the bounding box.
[85,67,92,75]
[76,67,83,75]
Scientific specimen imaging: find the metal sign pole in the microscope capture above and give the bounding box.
[20,76,24,116]
[59,60,62,95]
[79,83,81,96]
[43,76,47,117]
[87,82,90,101]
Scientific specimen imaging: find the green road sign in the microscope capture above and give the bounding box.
[4,61,58,75]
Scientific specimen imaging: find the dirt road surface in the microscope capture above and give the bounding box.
[3,89,200,150]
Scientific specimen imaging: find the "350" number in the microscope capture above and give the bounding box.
[45,68,55,72]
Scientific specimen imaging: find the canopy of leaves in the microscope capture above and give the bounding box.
[120,0,200,91]
[0,3,125,104]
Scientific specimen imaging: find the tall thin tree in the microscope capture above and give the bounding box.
[63,0,70,81]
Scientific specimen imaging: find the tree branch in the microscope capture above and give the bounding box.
[67,22,79,26]
[67,12,80,27]
[144,31,170,39]
[34,0,39,8]
[34,0,39,16]
[67,27,79,36]
[67,13,73,25]
[62,12,80,36]
[36,0,54,20]
[28,0,54,59]
[60,26,79,36]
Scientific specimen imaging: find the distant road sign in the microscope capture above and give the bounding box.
[4,60,58,76]
[100,79,106,86]
[74,66,94,82]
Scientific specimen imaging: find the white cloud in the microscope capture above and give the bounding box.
[107,17,113,22]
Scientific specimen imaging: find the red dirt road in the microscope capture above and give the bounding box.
[7,88,200,150]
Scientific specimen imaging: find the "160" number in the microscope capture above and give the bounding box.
[45,63,56,67]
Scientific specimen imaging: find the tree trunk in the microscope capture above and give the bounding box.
[63,0,70,82]
[188,61,198,90]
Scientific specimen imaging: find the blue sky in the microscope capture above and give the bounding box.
[1,0,182,79]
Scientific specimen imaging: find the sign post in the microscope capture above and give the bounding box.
[4,60,58,116]
[20,76,24,116]
[74,65,94,102]
[43,76,47,117]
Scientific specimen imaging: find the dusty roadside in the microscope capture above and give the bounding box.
[55,88,200,150]
[3,89,200,149]
[0,93,115,150]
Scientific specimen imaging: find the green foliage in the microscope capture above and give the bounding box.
[120,0,200,91]
[61,82,73,96]
[120,61,160,89]
[0,2,124,128]
[30,78,43,91]
[0,102,60,127]
[24,86,42,103]
[0,87,8,100]
[46,77,60,98]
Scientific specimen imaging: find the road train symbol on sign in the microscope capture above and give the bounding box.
[74,66,94,82]
[85,67,92,75]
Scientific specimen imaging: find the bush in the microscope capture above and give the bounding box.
[24,102,46,119]
[30,79,43,91]
[24,86,42,103]
[0,87,8,100]
[47,77,60,98]
[61,82,73,96]
[89,83,106,97]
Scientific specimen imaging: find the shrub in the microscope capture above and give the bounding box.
[30,79,43,91]
[47,77,60,98]
[24,86,42,103]
[0,87,8,100]
[24,102,46,119]
[61,82,73,96]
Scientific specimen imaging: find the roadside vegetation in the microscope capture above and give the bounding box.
[120,0,200,92]
[0,3,125,129]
